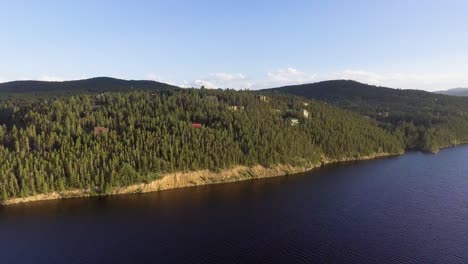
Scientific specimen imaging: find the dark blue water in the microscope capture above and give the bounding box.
[1,146,468,264]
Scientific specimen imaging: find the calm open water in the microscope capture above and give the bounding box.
[1,146,468,264]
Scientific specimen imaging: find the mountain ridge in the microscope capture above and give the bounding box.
[435,88,468,97]
[1,77,467,98]
[0,77,177,94]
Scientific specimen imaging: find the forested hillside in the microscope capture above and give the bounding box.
[263,80,468,152]
[0,77,176,95]
[0,88,402,201]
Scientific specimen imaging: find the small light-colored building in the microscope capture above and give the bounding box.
[258,95,269,102]
[303,102,309,106]
[303,109,309,119]
[228,105,245,111]
[290,118,300,126]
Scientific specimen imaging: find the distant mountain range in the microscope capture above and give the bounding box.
[1,76,467,98]
[0,77,177,94]
[435,88,468,97]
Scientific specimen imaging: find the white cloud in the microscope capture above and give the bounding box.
[181,68,468,91]
[211,73,245,81]
[263,67,317,88]
[188,72,253,89]
[193,79,218,89]
[267,67,316,83]
[179,80,192,88]
[146,73,160,81]
[146,73,177,86]
[38,75,65,82]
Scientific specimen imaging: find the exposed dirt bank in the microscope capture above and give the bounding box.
[1,152,399,206]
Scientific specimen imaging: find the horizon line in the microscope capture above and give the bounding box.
[0,76,457,92]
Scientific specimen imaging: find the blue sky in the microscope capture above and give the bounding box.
[1,0,467,91]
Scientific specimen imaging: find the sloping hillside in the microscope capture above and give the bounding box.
[0,88,403,202]
[262,80,468,151]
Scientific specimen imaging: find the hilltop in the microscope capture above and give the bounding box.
[0,77,177,95]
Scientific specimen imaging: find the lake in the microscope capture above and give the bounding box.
[1,146,468,263]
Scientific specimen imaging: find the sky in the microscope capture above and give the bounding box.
[1,0,468,91]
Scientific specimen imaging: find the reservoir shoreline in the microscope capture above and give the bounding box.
[1,152,400,206]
